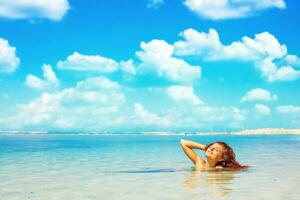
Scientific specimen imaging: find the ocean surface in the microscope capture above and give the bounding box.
[0,134,299,200]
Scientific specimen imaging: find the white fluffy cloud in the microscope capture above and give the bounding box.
[136,39,201,83]
[147,0,164,8]
[174,28,300,82]
[0,38,20,73]
[0,0,70,21]
[241,88,277,102]
[284,55,300,67]
[11,92,62,126]
[174,28,222,57]
[218,32,287,61]
[57,52,136,75]
[119,59,136,75]
[8,76,125,129]
[132,103,170,126]
[184,0,286,20]
[255,104,271,115]
[57,52,119,73]
[130,86,245,130]
[255,58,300,82]
[167,85,203,105]
[163,104,245,130]
[25,64,59,90]
[276,105,300,114]
[276,105,300,125]
[161,86,245,129]
[174,29,287,61]
[60,76,125,106]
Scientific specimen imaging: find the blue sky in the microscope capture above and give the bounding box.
[0,0,300,132]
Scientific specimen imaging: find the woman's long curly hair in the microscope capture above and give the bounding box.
[205,141,249,170]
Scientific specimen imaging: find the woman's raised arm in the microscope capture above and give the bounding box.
[180,139,206,165]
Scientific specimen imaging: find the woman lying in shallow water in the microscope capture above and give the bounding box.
[180,139,248,170]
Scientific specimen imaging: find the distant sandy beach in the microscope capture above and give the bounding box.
[198,128,300,135]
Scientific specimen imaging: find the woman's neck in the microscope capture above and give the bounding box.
[206,158,218,168]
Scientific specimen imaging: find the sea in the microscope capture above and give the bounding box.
[0,133,299,200]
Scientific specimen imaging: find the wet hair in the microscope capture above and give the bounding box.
[205,141,249,170]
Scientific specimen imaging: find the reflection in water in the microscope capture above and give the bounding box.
[183,170,237,197]
[107,166,191,173]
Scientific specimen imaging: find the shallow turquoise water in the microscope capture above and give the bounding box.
[0,134,299,200]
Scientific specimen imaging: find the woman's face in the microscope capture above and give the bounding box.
[205,143,224,162]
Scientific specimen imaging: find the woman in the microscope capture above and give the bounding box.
[180,139,248,170]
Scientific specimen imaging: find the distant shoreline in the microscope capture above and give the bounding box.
[0,128,300,135]
[197,128,300,135]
